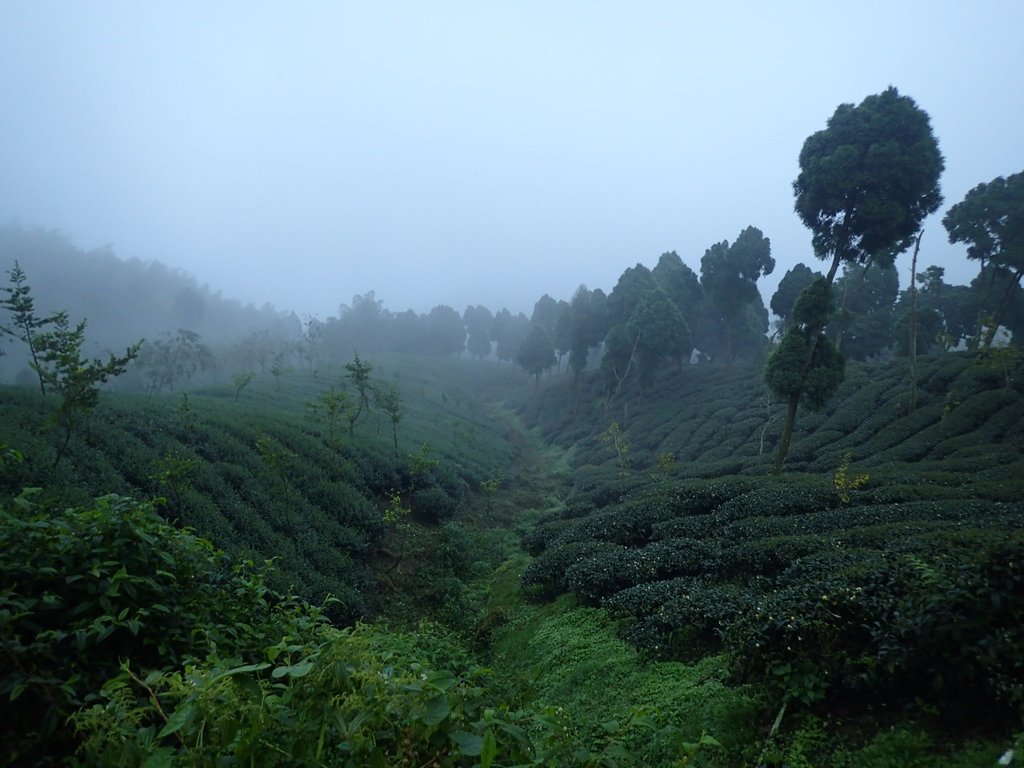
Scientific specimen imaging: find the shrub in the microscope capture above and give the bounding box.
[727,536,1024,713]
[521,540,621,598]
[0,490,321,764]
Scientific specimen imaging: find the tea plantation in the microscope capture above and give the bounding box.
[2,351,1023,766]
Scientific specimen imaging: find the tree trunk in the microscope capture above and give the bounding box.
[773,251,843,473]
[970,258,995,350]
[833,276,852,353]
[908,232,923,413]
[982,268,1023,350]
[604,329,642,412]
[772,393,800,475]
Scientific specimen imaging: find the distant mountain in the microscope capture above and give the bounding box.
[0,225,298,380]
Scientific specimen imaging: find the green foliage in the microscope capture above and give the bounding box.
[308,385,352,443]
[943,170,1024,348]
[794,87,944,272]
[827,262,900,361]
[832,452,869,503]
[7,478,671,767]
[1,353,521,625]
[771,263,820,327]
[374,381,403,453]
[231,369,255,401]
[519,452,1024,731]
[765,329,845,411]
[627,288,692,386]
[516,322,557,387]
[0,491,317,763]
[32,311,142,469]
[149,451,200,522]
[0,260,61,394]
[136,328,213,393]
[489,604,759,765]
[728,536,1024,713]
[700,226,775,364]
[599,421,631,475]
[344,350,374,432]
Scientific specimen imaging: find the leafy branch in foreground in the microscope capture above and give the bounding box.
[0,260,63,394]
[0,491,315,764]
[33,312,141,470]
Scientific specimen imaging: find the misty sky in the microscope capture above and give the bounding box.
[1,2,1022,320]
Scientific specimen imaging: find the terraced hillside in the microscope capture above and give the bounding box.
[509,351,1024,762]
[519,351,1024,484]
[0,354,528,621]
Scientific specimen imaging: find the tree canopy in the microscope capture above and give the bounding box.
[700,226,775,363]
[794,86,944,279]
[943,170,1024,347]
[516,323,556,389]
[771,263,820,329]
[627,288,692,388]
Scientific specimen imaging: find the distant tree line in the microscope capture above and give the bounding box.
[1,110,1019,411]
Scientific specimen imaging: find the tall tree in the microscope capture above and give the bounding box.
[463,305,494,360]
[771,263,820,331]
[137,328,214,393]
[700,227,775,364]
[895,266,976,353]
[605,264,657,329]
[601,264,659,387]
[794,87,944,283]
[531,294,568,371]
[827,261,900,360]
[942,170,1024,348]
[652,251,703,318]
[770,87,944,472]
[565,286,608,385]
[766,279,845,474]
[492,309,531,365]
[421,305,465,358]
[516,323,556,391]
[627,288,692,388]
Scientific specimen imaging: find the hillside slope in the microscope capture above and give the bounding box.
[508,351,1024,764]
[0,354,528,621]
[518,352,1024,487]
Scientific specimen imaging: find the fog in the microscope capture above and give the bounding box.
[1,2,1021,319]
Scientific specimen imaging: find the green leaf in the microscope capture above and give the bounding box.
[286,661,315,678]
[481,730,498,768]
[450,730,484,756]
[600,719,620,733]
[422,694,450,726]
[213,662,272,681]
[425,670,458,691]
[157,704,193,739]
[271,661,316,679]
[699,733,723,748]
[141,747,176,768]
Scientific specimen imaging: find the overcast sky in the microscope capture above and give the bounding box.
[1,1,1022,319]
